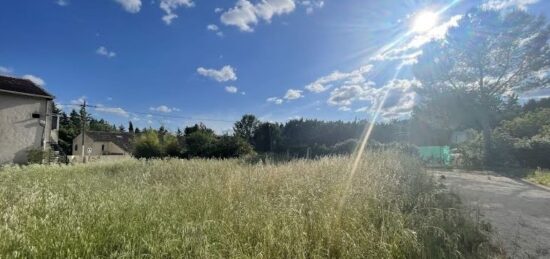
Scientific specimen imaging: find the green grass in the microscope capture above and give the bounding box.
[0,151,495,258]
[527,169,550,187]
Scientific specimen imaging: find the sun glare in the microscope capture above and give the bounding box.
[412,11,439,33]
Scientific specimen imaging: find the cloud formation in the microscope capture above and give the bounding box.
[197,65,237,82]
[149,105,180,113]
[96,46,117,58]
[22,75,46,86]
[0,66,13,76]
[160,0,195,25]
[114,0,142,13]
[95,104,129,117]
[225,86,238,93]
[305,64,373,93]
[267,97,284,104]
[284,89,304,100]
[481,0,539,10]
[220,0,296,32]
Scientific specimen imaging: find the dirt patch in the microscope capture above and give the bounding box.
[432,170,550,258]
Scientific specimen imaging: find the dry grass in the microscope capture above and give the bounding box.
[527,169,550,187]
[0,151,495,258]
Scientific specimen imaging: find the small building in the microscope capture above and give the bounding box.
[0,75,58,164]
[72,131,133,159]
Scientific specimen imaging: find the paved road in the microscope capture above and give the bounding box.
[432,170,550,258]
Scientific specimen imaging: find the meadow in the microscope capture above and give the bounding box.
[0,151,495,258]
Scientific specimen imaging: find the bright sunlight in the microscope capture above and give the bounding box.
[412,11,439,33]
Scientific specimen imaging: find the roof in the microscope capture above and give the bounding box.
[85,131,134,152]
[0,75,54,99]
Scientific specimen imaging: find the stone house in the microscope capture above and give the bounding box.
[0,75,59,164]
[72,131,133,159]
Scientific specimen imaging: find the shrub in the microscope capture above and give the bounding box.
[26,149,48,164]
[133,131,162,159]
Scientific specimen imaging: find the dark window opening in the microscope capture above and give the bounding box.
[32,113,41,119]
[102,145,105,151]
[75,144,78,151]
[52,115,59,130]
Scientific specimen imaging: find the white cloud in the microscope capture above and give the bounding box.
[220,0,295,32]
[114,0,142,13]
[214,7,224,13]
[267,97,284,104]
[284,89,303,100]
[22,75,46,86]
[327,78,420,119]
[207,24,219,31]
[207,24,224,37]
[373,15,462,63]
[95,104,129,117]
[149,105,180,113]
[96,46,116,58]
[56,0,69,6]
[197,65,237,82]
[160,0,195,25]
[0,66,13,76]
[225,86,238,93]
[481,0,539,10]
[299,0,324,14]
[305,64,373,93]
[70,96,87,105]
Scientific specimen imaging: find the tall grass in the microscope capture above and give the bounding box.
[0,151,494,258]
[527,169,550,187]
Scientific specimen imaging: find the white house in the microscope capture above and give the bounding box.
[72,131,133,161]
[0,75,59,164]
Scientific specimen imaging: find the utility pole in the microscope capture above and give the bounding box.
[81,100,86,163]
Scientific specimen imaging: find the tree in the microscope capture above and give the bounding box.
[128,121,134,133]
[118,124,126,132]
[233,114,259,143]
[252,122,282,153]
[134,131,162,159]
[413,9,549,164]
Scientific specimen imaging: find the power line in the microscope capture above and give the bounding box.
[58,103,237,123]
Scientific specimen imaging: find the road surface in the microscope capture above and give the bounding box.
[432,170,550,258]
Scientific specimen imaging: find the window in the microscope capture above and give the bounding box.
[75,144,78,151]
[32,113,41,119]
[102,144,105,151]
[52,115,59,130]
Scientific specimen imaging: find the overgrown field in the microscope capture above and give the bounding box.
[0,151,495,258]
[527,169,550,187]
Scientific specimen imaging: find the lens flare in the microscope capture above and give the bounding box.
[412,11,439,33]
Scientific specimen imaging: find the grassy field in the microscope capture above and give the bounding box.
[527,169,550,187]
[0,151,495,258]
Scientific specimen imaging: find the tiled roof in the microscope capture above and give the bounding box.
[0,75,54,99]
[86,131,134,152]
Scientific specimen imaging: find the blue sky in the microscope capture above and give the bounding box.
[1,0,549,132]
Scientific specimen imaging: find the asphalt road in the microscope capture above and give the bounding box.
[432,170,550,258]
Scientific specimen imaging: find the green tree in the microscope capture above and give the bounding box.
[253,122,282,153]
[134,131,162,159]
[128,121,134,133]
[413,9,550,164]
[233,114,259,143]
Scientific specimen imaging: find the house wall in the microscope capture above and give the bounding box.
[0,93,54,164]
[72,134,130,158]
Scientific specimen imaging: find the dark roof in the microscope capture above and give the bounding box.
[0,75,54,99]
[86,131,134,152]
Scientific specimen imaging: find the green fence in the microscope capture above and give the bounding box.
[418,146,451,166]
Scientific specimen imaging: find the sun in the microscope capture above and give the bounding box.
[412,11,439,33]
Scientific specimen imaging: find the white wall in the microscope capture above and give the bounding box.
[0,93,53,164]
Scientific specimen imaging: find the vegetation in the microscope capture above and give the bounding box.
[527,169,550,187]
[413,9,550,164]
[0,151,495,258]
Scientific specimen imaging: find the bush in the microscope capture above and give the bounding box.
[133,131,162,159]
[26,149,48,164]
[214,135,255,158]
